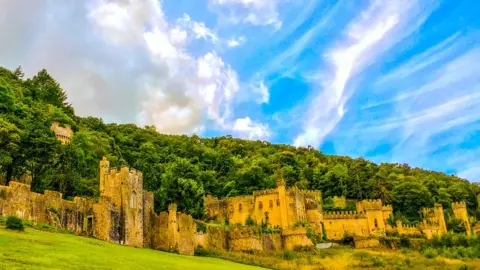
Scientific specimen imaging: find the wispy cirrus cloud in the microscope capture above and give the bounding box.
[338,32,480,178]
[294,0,436,147]
[209,0,283,29]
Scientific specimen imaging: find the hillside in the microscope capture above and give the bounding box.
[0,227,263,270]
[0,66,479,224]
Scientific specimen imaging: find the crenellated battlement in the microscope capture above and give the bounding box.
[253,188,278,197]
[324,210,366,219]
[356,199,383,212]
[452,201,467,210]
[301,190,322,200]
[168,203,177,212]
[382,205,393,211]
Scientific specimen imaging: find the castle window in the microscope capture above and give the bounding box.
[374,218,378,228]
[276,199,280,206]
[269,200,273,208]
[259,201,263,210]
[130,191,136,208]
[238,203,243,212]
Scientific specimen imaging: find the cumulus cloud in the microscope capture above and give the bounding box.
[0,0,270,140]
[210,0,282,29]
[251,80,269,104]
[233,117,271,139]
[227,36,246,47]
[294,0,435,147]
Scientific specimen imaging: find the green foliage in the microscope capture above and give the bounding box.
[340,233,354,246]
[245,216,255,226]
[448,217,467,233]
[282,251,296,261]
[0,66,479,221]
[399,235,412,248]
[423,247,438,258]
[6,215,24,231]
[370,256,385,267]
[195,221,207,233]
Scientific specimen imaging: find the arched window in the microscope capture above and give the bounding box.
[238,203,243,212]
[259,201,263,210]
[269,200,273,208]
[276,199,280,206]
[130,191,136,208]
[374,218,378,228]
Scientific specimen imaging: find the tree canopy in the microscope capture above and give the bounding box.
[0,66,478,221]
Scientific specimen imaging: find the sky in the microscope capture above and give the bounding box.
[1,0,479,181]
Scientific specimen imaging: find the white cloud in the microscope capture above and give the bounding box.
[210,0,282,29]
[176,14,218,43]
[252,80,269,104]
[339,38,480,179]
[227,36,246,47]
[294,0,435,147]
[0,0,270,139]
[233,117,271,139]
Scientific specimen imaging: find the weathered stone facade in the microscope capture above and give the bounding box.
[0,157,197,256]
[50,122,73,144]
[0,181,94,236]
[206,183,467,246]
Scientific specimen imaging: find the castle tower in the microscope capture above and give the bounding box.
[99,156,110,195]
[168,203,179,251]
[356,199,386,235]
[276,179,289,228]
[452,202,471,236]
[434,203,447,234]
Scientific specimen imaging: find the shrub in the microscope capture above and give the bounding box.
[6,215,24,231]
[245,215,255,226]
[454,234,469,247]
[371,256,385,267]
[399,235,411,248]
[282,251,297,261]
[340,233,354,246]
[195,221,207,233]
[353,251,370,262]
[423,247,438,258]
[38,223,57,230]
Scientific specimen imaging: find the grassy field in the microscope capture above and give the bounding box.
[196,245,480,269]
[0,227,264,270]
[2,226,480,270]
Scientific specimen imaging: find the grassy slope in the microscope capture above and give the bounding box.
[0,227,264,270]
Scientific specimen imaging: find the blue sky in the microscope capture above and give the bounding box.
[1,0,479,181]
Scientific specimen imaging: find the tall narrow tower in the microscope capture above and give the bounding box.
[452,202,471,236]
[99,156,110,195]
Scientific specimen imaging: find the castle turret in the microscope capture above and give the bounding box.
[452,202,471,236]
[168,203,179,251]
[434,203,447,234]
[276,179,289,228]
[99,156,110,195]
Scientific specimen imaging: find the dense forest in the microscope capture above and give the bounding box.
[0,66,479,224]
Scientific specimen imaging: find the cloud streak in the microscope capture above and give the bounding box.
[294,1,435,147]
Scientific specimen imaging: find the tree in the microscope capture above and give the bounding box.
[393,180,434,221]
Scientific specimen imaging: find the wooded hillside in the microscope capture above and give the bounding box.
[1,66,478,223]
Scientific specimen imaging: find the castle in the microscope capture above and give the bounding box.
[50,122,73,144]
[205,181,472,243]
[0,157,198,255]
[0,157,474,255]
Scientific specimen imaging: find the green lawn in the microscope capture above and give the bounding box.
[0,227,265,270]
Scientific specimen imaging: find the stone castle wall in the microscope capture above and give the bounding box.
[0,157,198,256]
[0,181,94,235]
